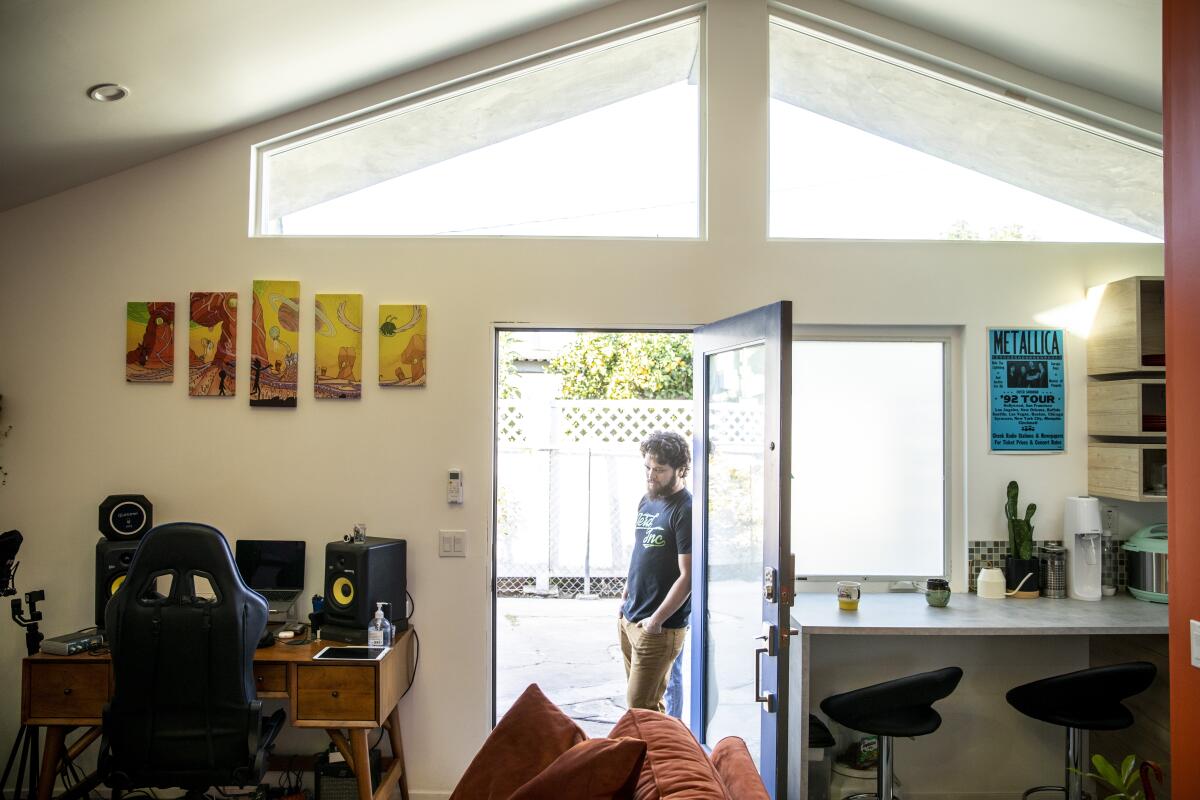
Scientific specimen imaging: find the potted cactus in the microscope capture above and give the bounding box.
[1004,481,1040,597]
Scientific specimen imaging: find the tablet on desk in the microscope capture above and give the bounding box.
[313,646,390,661]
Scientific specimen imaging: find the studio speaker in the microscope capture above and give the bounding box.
[324,537,407,630]
[98,494,153,541]
[96,538,139,628]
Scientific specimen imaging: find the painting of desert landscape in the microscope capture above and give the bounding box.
[126,302,174,383]
[250,280,300,407]
[315,293,362,399]
[188,292,237,397]
[378,304,427,387]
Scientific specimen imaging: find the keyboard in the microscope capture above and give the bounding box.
[260,590,299,601]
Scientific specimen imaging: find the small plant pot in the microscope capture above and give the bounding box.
[1004,557,1040,598]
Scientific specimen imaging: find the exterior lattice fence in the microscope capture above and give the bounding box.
[496,399,762,596]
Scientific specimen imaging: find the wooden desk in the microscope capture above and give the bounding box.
[21,631,414,800]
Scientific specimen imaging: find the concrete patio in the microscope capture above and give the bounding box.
[496,582,761,751]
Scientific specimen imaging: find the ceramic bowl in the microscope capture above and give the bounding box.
[926,588,952,607]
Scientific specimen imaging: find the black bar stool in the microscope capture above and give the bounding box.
[820,666,963,800]
[1006,661,1156,800]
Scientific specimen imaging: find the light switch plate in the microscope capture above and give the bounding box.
[1191,620,1200,668]
[439,529,466,558]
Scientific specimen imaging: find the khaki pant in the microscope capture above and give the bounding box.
[618,615,687,713]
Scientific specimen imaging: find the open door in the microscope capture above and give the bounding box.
[689,302,792,798]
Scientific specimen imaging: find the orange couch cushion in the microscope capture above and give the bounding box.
[509,737,647,800]
[609,709,731,800]
[449,684,587,800]
[711,737,769,800]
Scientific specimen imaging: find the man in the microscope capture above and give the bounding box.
[619,431,692,713]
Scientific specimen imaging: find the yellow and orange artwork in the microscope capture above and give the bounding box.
[126,302,174,383]
[378,304,427,387]
[188,292,237,397]
[315,293,362,399]
[250,280,300,407]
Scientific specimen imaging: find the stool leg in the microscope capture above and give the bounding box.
[877,735,894,800]
[1066,727,1084,800]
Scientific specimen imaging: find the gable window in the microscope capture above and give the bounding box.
[254,15,701,238]
[792,331,954,580]
[769,14,1162,242]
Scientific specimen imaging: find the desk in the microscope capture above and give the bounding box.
[21,630,415,800]
[789,594,1169,799]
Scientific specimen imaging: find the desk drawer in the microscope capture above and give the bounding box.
[27,662,109,720]
[253,664,287,694]
[297,665,375,721]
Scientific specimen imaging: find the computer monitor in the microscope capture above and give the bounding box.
[234,539,305,613]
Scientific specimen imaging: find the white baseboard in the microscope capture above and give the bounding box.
[407,792,450,800]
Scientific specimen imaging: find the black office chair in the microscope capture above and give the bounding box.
[820,666,963,800]
[1006,662,1156,800]
[99,522,286,795]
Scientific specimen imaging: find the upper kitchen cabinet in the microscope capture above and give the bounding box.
[1087,276,1166,376]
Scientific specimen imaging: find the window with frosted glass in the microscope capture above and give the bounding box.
[792,339,946,578]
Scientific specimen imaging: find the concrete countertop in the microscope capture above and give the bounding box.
[791,591,1169,636]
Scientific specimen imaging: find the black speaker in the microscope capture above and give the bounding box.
[98,494,153,541]
[96,538,139,628]
[324,537,407,630]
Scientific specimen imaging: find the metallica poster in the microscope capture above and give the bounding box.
[989,328,1065,452]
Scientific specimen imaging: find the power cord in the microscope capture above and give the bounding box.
[400,590,418,700]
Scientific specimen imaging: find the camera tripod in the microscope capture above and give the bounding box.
[2,590,45,800]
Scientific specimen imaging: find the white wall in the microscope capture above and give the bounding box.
[0,0,1163,795]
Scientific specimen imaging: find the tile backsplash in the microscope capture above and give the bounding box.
[967,539,1127,593]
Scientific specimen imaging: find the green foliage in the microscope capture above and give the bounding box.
[944,220,1038,241]
[497,335,522,400]
[1076,754,1163,800]
[1004,480,1036,560]
[549,333,692,400]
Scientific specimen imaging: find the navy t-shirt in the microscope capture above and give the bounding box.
[621,488,692,629]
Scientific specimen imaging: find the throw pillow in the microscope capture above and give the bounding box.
[449,684,586,800]
[509,737,647,800]
[609,709,731,800]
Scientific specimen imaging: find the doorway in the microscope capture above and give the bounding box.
[492,329,694,736]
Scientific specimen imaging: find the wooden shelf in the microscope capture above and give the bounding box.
[1087,276,1165,377]
[1088,442,1167,503]
[1087,378,1167,437]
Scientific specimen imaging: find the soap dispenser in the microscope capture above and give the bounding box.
[368,602,388,647]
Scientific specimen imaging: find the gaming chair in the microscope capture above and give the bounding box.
[99,522,285,793]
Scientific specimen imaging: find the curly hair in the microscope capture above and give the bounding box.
[640,431,691,478]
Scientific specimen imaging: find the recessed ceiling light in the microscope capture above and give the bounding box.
[87,83,129,102]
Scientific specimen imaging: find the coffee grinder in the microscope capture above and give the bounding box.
[1063,496,1102,601]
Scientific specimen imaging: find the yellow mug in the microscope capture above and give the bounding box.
[836,581,862,611]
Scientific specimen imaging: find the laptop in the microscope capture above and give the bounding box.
[235,539,305,614]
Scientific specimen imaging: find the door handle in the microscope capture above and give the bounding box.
[754,646,776,713]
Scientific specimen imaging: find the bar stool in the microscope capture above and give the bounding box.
[1006,662,1156,800]
[820,666,963,800]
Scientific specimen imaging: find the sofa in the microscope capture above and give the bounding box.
[449,684,769,800]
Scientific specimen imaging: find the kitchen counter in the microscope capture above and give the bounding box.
[788,591,1169,799]
[790,591,1169,636]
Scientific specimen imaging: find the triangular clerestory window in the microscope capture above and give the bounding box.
[255,15,701,238]
[768,14,1162,242]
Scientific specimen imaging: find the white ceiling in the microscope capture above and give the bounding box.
[0,0,1162,213]
[844,0,1161,111]
[0,0,619,213]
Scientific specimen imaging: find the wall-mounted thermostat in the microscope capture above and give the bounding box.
[448,469,463,504]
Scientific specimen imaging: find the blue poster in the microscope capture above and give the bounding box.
[989,328,1065,452]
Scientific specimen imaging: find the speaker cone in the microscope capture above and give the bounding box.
[109,573,126,597]
[331,576,355,607]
